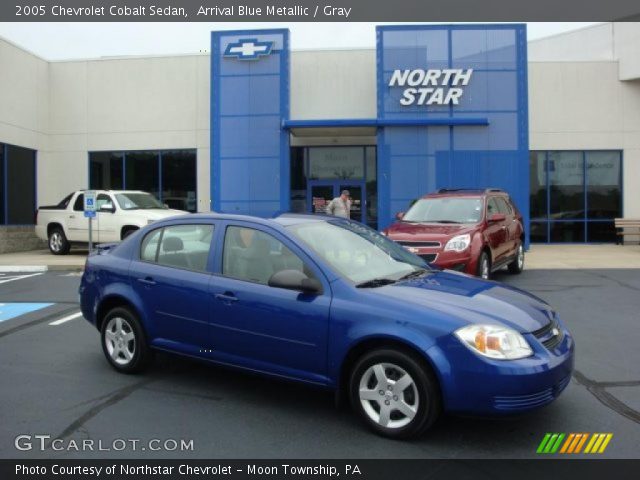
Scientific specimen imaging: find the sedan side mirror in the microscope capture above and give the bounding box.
[268,270,322,294]
[99,204,115,213]
[395,212,405,220]
[488,213,506,223]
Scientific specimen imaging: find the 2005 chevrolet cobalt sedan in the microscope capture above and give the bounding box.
[80,213,574,439]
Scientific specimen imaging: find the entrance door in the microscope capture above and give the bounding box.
[308,180,365,223]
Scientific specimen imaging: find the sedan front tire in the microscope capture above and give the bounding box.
[349,349,441,439]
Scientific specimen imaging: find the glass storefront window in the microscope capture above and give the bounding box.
[289,148,307,214]
[309,147,364,180]
[366,147,378,229]
[529,221,548,243]
[529,151,547,219]
[530,150,622,243]
[550,222,585,243]
[90,152,123,190]
[0,143,37,225]
[89,150,197,212]
[548,151,584,220]
[161,150,197,212]
[125,151,159,199]
[586,151,622,219]
[587,221,617,243]
[290,146,377,229]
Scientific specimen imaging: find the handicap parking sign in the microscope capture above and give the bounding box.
[84,190,96,212]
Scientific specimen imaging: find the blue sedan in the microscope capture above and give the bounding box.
[79,213,574,439]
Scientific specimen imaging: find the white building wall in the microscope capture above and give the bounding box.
[290,49,376,120]
[614,23,640,80]
[528,23,614,63]
[0,38,48,153]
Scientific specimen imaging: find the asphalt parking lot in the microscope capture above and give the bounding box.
[0,268,639,459]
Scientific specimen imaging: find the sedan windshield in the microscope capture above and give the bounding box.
[288,220,429,285]
[403,197,483,224]
[115,193,165,210]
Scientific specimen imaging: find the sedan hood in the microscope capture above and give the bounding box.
[374,270,553,333]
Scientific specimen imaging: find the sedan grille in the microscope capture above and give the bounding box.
[493,374,571,411]
[532,317,564,351]
[419,253,438,263]
[397,240,441,248]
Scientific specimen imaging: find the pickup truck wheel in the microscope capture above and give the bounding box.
[48,227,70,255]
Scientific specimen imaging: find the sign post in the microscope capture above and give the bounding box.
[84,190,97,252]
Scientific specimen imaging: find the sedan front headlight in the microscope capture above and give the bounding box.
[444,234,470,252]
[454,324,533,360]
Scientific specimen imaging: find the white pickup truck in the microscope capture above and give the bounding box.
[36,190,186,255]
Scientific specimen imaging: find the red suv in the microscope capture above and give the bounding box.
[383,189,525,279]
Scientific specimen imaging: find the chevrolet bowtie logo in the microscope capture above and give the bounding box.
[224,38,273,60]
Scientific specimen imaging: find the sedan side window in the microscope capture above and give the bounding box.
[222,226,311,285]
[140,224,214,272]
[141,228,162,262]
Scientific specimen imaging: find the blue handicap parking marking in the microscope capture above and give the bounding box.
[0,303,53,323]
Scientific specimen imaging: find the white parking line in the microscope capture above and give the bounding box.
[0,273,43,285]
[49,311,83,326]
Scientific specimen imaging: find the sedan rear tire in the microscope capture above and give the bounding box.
[101,307,152,374]
[349,349,441,439]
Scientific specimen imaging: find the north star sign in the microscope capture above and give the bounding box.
[389,68,474,106]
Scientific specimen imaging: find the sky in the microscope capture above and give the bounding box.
[0,22,599,60]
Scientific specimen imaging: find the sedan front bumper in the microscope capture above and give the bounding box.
[427,326,575,415]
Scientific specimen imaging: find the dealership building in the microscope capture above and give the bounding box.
[0,22,639,252]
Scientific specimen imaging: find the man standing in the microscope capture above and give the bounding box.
[326,190,352,219]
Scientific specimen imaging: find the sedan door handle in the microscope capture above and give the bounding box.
[69,215,75,219]
[137,277,156,286]
[215,292,238,304]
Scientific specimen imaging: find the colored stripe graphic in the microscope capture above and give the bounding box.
[574,433,589,453]
[538,433,613,454]
[537,433,565,454]
[559,433,575,453]
[585,433,613,454]
[598,434,613,453]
